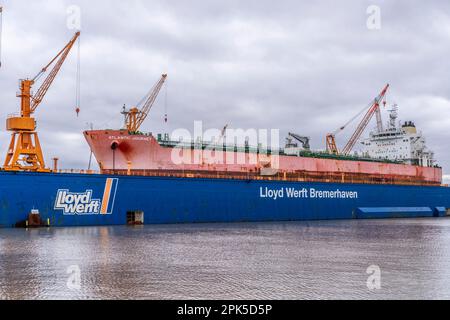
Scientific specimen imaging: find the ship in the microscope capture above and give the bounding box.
[83,81,441,187]
[83,126,442,187]
[0,30,449,228]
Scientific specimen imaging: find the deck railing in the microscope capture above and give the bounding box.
[98,169,442,187]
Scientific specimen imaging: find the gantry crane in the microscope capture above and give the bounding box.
[326,84,390,155]
[3,32,81,172]
[122,74,167,132]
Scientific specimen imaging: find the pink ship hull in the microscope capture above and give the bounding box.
[84,130,442,185]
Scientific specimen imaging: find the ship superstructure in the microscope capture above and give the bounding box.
[361,105,435,167]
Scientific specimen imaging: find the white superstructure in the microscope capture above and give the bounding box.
[360,105,435,167]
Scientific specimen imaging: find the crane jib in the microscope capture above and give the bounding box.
[124,74,168,133]
[327,84,390,156]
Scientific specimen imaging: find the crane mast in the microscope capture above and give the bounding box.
[325,135,338,154]
[123,74,167,133]
[3,32,80,172]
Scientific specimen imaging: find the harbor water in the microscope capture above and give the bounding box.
[1,218,450,300]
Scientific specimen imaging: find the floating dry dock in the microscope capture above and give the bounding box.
[0,170,449,228]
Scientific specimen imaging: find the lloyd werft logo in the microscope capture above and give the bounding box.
[54,178,118,215]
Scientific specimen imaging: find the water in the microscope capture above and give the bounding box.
[1,218,450,300]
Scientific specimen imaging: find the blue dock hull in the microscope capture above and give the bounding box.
[0,171,449,228]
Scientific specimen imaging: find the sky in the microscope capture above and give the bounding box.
[0,0,449,182]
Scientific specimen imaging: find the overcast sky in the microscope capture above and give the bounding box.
[0,0,449,181]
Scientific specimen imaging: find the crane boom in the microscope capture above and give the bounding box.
[341,84,389,155]
[375,104,384,133]
[30,32,80,113]
[124,74,167,132]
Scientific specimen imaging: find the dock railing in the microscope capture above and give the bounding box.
[98,169,442,187]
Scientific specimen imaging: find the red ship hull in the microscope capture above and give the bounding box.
[84,130,442,186]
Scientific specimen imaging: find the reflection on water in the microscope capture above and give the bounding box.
[1,218,450,300]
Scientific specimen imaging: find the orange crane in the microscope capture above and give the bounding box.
[326,84,390,155]
[122,74,167,133]
[3,31,81,172]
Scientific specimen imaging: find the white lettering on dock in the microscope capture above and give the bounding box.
[260,187,358,200]
[54,190,101,215]
[260,187,285,200]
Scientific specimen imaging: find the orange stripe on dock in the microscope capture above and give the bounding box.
[101,179,112,214]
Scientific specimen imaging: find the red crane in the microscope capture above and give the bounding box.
[326,84,390,156]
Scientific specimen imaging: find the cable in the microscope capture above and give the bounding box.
[99,111,123,129]
[164,77,168,123]
[334,99,375,135]
[75,35,81,116]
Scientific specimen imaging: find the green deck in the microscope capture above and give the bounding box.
[153,133,402,165]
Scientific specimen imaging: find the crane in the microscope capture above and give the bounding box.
[3,31,81,172]
[288,133,311,150]
[122,74,167,133]
[326,84,390,155]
